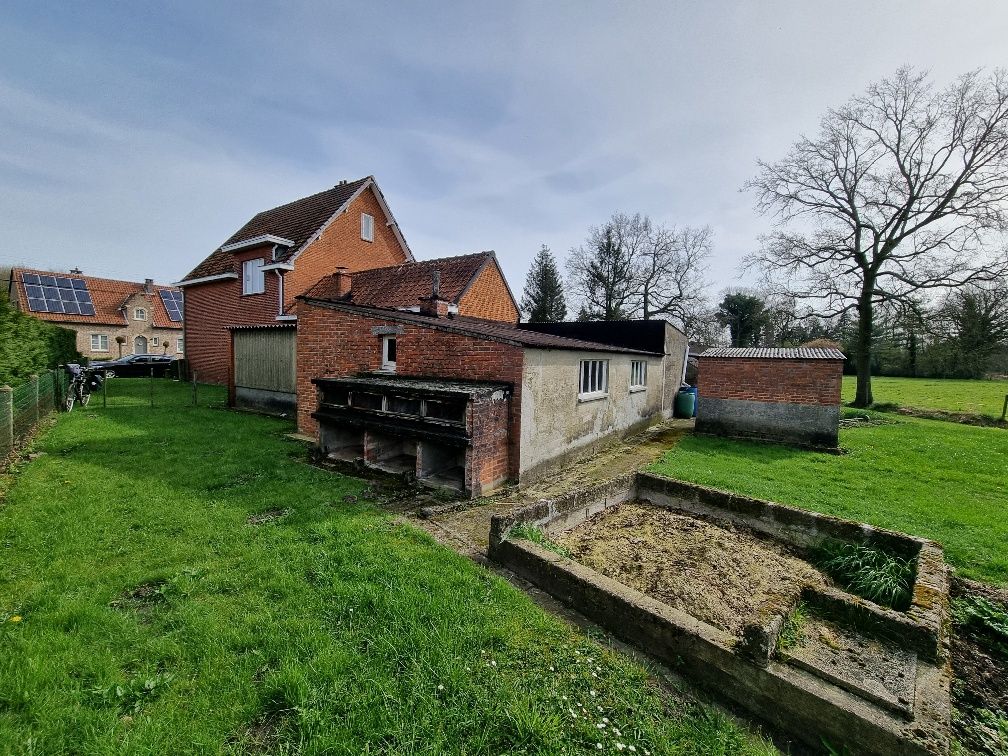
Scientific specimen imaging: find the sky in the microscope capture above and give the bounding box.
[1,1,1007,302]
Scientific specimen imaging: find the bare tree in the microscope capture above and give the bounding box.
[570,212,711,329]
[746,67,1008,406]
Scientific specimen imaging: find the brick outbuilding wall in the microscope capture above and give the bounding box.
[696,349,844,447]
[296,300,524,480]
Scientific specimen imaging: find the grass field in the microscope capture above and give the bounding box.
[0,380,773,755]
[842,375,1008,417]
[650,413,1008,585]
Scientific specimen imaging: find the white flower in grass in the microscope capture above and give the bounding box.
[602,718,609,724]
[596,744,602,751]
[596,723,606,730]
[628,747,636,753]
[590,690,597,697]
[616,744,626,752]
[437,684,444,691]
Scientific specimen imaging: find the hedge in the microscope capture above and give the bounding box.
[0,295,82,386]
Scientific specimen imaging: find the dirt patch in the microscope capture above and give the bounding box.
[950,577,1008,755]
[246,508,289,525]
[553,503,827,638]
[109,581,168,615]
[228,710,290,754]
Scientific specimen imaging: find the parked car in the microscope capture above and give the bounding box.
[90,354,179,378]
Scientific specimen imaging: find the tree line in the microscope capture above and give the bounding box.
[522,66,1008,401]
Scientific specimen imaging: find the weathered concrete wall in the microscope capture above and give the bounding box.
[518,349,666,480]
[235,386,296,416]
[697,396,840,447]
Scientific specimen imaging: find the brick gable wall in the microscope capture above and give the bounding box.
[283,187,409,307]
[457,262,519,322]
[295,301,524,482]
[698,357,842,406]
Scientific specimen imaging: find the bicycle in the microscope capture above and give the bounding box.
[64,363,104,412]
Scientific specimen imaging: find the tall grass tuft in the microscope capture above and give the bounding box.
[816,541,915,610]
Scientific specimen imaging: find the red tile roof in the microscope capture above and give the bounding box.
[182,178,371,281]
[304,252,495,309]
[9,268,183,329]
[699,347,846,360]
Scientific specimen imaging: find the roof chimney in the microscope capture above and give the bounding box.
[70,267,83,275]
[333,267,352,298]
[144,278,154,294]
[419,269,449,318]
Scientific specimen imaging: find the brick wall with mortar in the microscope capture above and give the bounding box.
[295,301,524,479]
[698,357,842,405]
[184,187,411,385]
[457,263,519,323]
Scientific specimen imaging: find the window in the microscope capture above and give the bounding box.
[579,359,609,400]
[361,212,374,242]
[242,258,265,295]
[90,334,109,352]
[133,307,147,321]
[630,360,647,390]
[382,336,397,371]
[176,337,184,353]
[152,337,159,348]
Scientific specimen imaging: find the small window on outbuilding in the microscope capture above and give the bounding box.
[361,213,374,242]
[382,336,397,371]
[579,359,609,400]
[630,360,647,390]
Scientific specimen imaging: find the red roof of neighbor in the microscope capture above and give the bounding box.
[297,296,657,355]
[182,178,372,281]
[304,252,496,309]
[9,267,183,329]
[699,347,846,360]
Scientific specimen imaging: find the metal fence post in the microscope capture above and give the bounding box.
[30,374,39,426]
[51,369,58,411]
[0,386,12,459]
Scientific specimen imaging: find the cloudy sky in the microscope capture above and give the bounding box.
[1,1,1006,301]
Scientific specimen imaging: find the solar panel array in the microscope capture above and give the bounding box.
[159,289,184,322]
[22,273,96,316]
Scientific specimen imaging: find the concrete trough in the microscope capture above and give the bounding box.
[488,472,951,756]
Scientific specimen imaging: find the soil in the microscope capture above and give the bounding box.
[949,577,1008,756]
[552,502,827,638]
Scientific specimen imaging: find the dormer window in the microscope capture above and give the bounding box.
[133,307,147,321]
[361,213,374,242]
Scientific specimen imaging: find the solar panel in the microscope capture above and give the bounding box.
[159,289,184,322]
[23,273,95,315]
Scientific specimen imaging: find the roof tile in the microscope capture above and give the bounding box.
[698,347,846,360]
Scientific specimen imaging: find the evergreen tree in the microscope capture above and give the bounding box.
[520,245,567,322]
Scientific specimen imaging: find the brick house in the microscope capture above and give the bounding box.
[7,268,184,359]
[295,278,686,496]
[695,347,845,447]
[177,176,414,384]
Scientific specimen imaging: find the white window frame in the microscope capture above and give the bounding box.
[361,212,374,242]
[578,359,609,401]
[90,334,109,352]
[242,258,266,295]
[629,360,647,391]
[381,336,397,371]
[152,336,159,348]
[176,337,184,353]
[133,307,147,321]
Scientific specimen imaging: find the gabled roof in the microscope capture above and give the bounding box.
[698,347,846,360]
[297,295,657,355]
[9,267,183,329]
[180,176,413,282]
[303,251,514,312]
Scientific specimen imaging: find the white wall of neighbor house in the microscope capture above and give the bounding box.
[519,348,666,478]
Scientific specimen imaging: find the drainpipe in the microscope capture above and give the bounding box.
[276,270,285,316]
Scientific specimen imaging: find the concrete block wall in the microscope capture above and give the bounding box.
[696,356,843,447]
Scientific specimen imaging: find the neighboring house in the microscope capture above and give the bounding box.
[293,276,686,497]
[7,268,184,359]
[177,176,414,384]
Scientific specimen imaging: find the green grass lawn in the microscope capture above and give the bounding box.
[650,413,1008,585]
[0,380,773,755]
[842,375,1008,417]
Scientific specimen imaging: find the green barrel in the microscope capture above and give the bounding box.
[674,389,696,418]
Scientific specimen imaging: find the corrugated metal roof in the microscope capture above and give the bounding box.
[698,347,846,360]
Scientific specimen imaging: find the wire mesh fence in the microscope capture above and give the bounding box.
[1,369,64,464]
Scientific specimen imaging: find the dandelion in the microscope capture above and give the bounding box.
[9,615,22,623]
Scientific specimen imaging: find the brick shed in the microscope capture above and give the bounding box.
[695,347,845,448]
